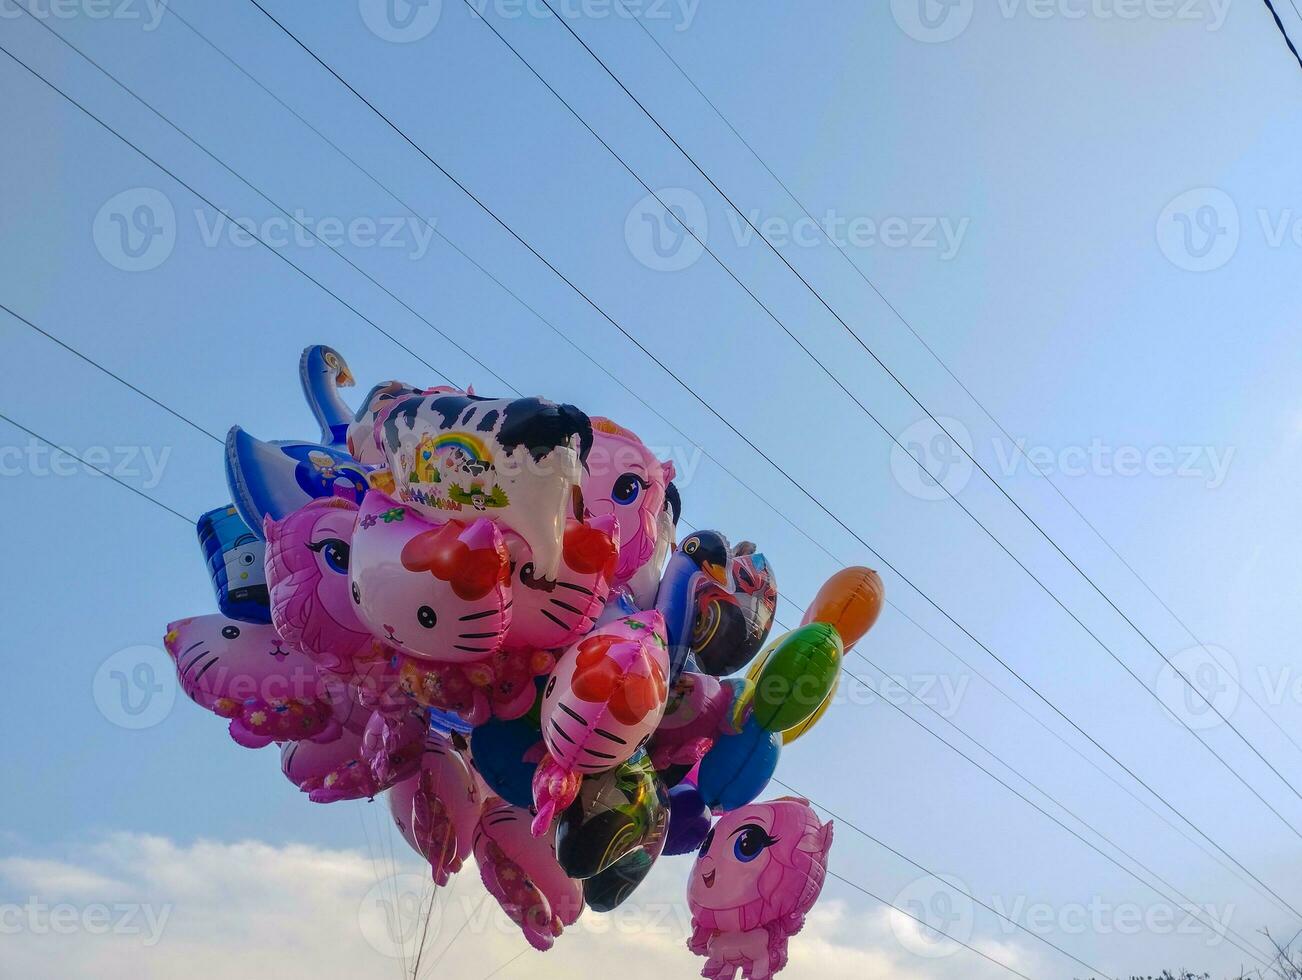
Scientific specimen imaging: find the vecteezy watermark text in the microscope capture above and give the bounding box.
[0,440,172,489]
[0,0,171,30]
[891,416,1234,501]
[0,899,172,946]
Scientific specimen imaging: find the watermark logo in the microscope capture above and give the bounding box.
[93,188,176,272]
[1156,188,1240,272]
[891,416,975,501]
[891,0,974,43]
[358,0,442,42]
[1155,643,1240,731]
[625,187,707,272]
[357,873,442,958]
[93,645,176,730]
[891,875,975,958]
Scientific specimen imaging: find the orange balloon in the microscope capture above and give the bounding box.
[801,567,884,650]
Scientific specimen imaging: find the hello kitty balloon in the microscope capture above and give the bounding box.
[531,610,668,836]
[502,516,619,652]
[349,490,512,663]
[687,798,834,980]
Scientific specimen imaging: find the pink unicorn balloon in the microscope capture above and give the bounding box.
[582,417,675,586]
[502,515,619,652]
[264,497,378,674]
[349,490,512,663]
[687,798,834,980]
[389,732,482,885]
[531,610,668,836]
[474,798,583,951]
[164,614,338,749]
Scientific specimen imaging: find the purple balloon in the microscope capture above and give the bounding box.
[664,782,712,856]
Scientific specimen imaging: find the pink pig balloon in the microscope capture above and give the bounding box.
[349,490,512,663]
[531,610,668,836]
[389,732,482,885]
[264,497,377,674]
[502,515,620,652]
[474,798,583,951]
[164,614,338,749]
[582,417,675,586]
[687,798,834,980]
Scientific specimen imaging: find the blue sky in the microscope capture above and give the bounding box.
[4,1,1302,977]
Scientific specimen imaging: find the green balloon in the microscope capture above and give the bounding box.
[751,622,843,733]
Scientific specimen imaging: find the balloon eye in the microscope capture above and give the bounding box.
[221,625,241,640]
[684,538,698,555]
[351,582,361,604]
[698,828,715,857]
[732,824,777,863]
[418,606,438,629]
[308,538,350,574]
[545,675,557,699]
[520,562,537,584]
[612,473,646,505]
[239,552,256,566]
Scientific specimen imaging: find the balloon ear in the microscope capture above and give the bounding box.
[797,819,835,855]
[661,459,677,485]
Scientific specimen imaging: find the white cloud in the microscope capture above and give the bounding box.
[0,829,1043,980]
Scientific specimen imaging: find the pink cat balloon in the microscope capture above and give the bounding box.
[283,706,425,803]
[502,515,620,652]
[531,610,669,836]
[264,497,377,674]
[389,732,482,885]
[687,798,834,980]
[474,798,584,951]
[281,723,366,792]
[349,490,512,663]
[582,417,675,586]
[164,614,338,748]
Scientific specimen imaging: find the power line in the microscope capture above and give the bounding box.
[0,412,195,524]
[516,0,1302,828]
[823,865,1037,979]
[236,0,1302,914]
[772,775,1120,978]
[836,656,1279,961]
[11,1,506,396]
[0,40,452,391]
[620,1,1302,764]
[0,300,223,444]
[1264,0,1302,71]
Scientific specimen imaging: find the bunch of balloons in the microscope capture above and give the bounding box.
[165,345,883,978]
